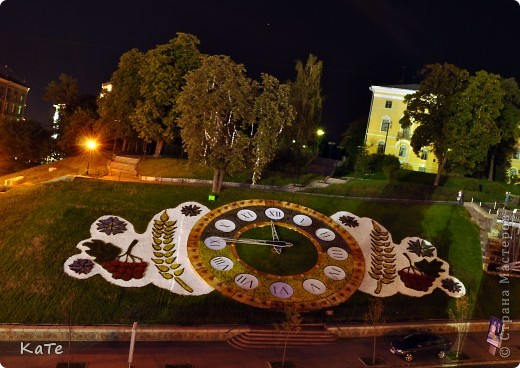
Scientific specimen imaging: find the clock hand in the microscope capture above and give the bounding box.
[219,237,293,247]
[271,220,279,241]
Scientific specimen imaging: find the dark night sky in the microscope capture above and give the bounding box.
[1,0,519,141]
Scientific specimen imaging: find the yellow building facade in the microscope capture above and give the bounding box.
[364,85,439,173]
[509,149,520,182]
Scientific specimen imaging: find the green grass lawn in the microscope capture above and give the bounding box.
[0,177,517,325]
[235,226,318,275]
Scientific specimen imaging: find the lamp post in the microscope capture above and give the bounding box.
[383,121,392,154]
[85,140,97,176]
[316,129,325,156]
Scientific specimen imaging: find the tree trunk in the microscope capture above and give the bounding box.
[217,169,225,192]
[434,155,448,187]
[112,136,117,154]
[212,169,220,193]
[134,139,139,153]
[122,138,128,153]
[372,333,377,364]
[154,140,164,158]
[282,331,288,366]
[488,150,496,181]
[212,169,226,193]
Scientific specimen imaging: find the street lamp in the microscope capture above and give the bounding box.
[316,129,325,156]
[383,121,392,154]
[85,139,98,176]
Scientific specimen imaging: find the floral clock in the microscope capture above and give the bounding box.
[186,199,365,311]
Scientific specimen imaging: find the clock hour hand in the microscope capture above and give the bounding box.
[219,237,293,248]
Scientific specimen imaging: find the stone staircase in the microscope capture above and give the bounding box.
[227,325,337,349]
[107,155,141,178]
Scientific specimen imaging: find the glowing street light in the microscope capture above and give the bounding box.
[85,139,98,175]
[316,129,325,137]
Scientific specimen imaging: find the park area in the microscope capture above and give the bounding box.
[0,155,518,326]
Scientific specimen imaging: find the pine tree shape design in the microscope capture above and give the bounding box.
[368,220,397,294]
[151,211,193,293]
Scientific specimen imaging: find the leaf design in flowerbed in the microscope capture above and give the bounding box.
[84,239,121,263]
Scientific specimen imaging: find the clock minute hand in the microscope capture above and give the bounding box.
[220,237,293,247]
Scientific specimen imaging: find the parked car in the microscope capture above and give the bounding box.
[390,332,451,362]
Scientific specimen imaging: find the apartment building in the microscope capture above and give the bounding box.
[0,65,29,121]
[364,84,439,173]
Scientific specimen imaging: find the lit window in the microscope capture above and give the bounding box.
[385,100,392,108]
[381,118,391,132]
[398,145,407,157]
[514,150,520,160]
[420,149,428,160]
[419,166,426,172]
[511,168,517,177]
[377,141,385,153]
[17,105,22,115]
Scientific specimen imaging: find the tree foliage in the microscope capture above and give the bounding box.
[43,73,79,108]
[98,48,144,152]
[177,56,294,192]
[488,77,520,181]
[56,105,101,154]
[43,75,102,156]
[177,55,256,192]
[0,119,51,174]
[251,73,295,183]
[132,33,201,157]
[402,64,508,184]
[281,54,323,165]
[449,70,503,175]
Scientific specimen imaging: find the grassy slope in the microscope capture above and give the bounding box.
[0,155,517,324]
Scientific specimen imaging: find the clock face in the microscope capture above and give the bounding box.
[187,199,365,311]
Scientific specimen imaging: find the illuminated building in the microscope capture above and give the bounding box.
[364,85,439,173]
[0,65,29,121]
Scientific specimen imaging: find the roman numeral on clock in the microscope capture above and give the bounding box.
[265,208,284,220]
[210,256,233,271]
[234,273,259,290]
[269,282,294,298]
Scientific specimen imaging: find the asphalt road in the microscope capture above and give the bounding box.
[0,332,519,368]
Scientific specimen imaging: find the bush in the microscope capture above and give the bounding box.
[382,155,400,182]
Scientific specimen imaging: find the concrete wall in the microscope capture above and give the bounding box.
[1,321,518,342]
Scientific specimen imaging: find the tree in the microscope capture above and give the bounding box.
[176,55,256,193]
[281,54,323,166]
[339,116,368,172]
[363,297,384,365]
[448,295,473,359]
[251,73,295,184]
[132,33,201,158]
[52,95,100,155]
[275,306,302,368]
[402,64,505,184]
[448,70,503,175]
[43,73,79,107]
[98,48,144,153]
[0,119,51,174]
[401,63,470,186]
[487,77,520,181]
[43,73,81,148]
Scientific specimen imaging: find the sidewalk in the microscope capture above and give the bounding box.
[1,331,519,368]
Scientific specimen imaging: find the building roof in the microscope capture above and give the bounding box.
[384,84,420,91]
[0,65,29,88]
